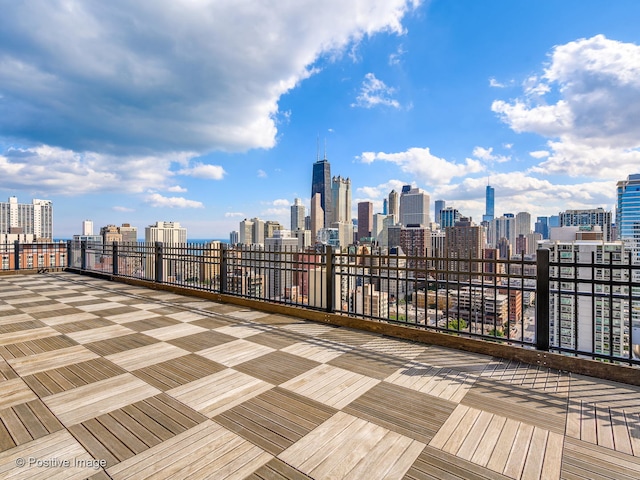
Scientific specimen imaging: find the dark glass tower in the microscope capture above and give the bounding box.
[311,158,331,229]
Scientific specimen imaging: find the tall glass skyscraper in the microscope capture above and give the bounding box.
[311,158,331,229]
[617,173,640,244]
[483,185,495,223]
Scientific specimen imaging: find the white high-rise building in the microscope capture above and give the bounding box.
[331,176,351,224]
[0,197,53,241]
[144,221,187,244]
[82,220,94,236]
[388,190,399,224]
[239,219,254,245]
[290,198,305,231]
[399,187,430,227]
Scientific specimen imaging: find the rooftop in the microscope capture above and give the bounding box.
[1,272,639,479]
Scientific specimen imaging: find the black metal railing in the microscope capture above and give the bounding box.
[5,240,639,366]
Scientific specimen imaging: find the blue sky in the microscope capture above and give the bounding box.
[2,0,640,239]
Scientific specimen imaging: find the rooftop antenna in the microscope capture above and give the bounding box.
[316,134,320,161]
[324,138,327,160]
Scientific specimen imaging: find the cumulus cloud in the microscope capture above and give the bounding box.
[257,169,268,178]
[225,212,245,218]
[472,146,510,163]
[177,163,226,180]
[492,35,640,177]
[356,179,408,199]
[0,1,420,156]
[145,193,204,208]
[360,147,483,185]
[272,199,291,207]
[351,73,401,109]
[167,185,187,193]
[0,145,173,195]
[529,150,550,159]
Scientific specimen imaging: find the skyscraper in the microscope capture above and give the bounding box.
[311,157,331,229]
[357,202,373,241]
[434,200,445,227]
[290,198,305,231]
[331,176,351,224]
[310,193,323,242]
[145,221,187,244]
[399,187,430,226]
[483,185,495,223]
[0,197,53,241]
[560,208,613,242]
[388,190,399,224]
[617,174,640,243]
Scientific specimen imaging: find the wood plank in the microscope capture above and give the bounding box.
[429,404,471,450]
[8,345,99,376]
[0,327,59,346]
[540,431,564,480]
[581,402,597,444]
[65,324,134,344]
[521,426,548,480]
[503,422,534,479]
[456,410,494,461]
[627,411,640,456]
[105,342,189,371]
[486,418,520,473]
[470,414,506,467]
[610,408,633,455]
[1,406,33,445]
[442,406,481,455]
[83,417,134,462]
[0,378,38,410]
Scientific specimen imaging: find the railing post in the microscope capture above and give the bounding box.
[325,245,334,313]
[81,241,87,270]
[536,248,550,351]
[155,242,164,283]
[66,240,72,268]
[13,240,20,271]
[220,243,227,294]
[112,242,119,276]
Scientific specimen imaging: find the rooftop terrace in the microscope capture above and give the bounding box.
[1,272,640,479]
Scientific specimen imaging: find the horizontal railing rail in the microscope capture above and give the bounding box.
[11,239,639,366]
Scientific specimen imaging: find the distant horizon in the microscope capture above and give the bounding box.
[2,2,640,238]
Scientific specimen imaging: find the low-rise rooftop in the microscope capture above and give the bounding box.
[1,272,639,479]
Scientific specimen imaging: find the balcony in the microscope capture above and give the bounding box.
[1,246,640,478]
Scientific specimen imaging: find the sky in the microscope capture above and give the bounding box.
[2,0,640,239]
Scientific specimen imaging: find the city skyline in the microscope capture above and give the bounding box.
[2,2,640,238]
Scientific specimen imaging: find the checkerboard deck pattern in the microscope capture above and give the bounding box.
[1,272,639,479]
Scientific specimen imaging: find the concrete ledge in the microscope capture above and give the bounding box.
[66,268,640,387]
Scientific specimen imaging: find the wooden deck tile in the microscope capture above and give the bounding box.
[0,429,105,480]
[167,330,237,352]
[214,387,337,456]
[281,340,349,363]
[142,322,208,341]
[23,357,126,397]
[343,381,457,444]
[328,348,406,380]
[43,373,161,426]
[247,330,308,350]
[0,399,63,449]
[562,436,640,480]
[64,324,134,344]
[132,353,226,391]
[197,339,275,367]
[0,327,60,346]
[168,368,274,417]
[105,342,189,371]
[385,364,477,403]
[214,324,268,339]
[0,335,78,360]
[37,311,100,327]
[121,316,180,332]
[246,458,313,479]
[84,333,159,356]
[106,420,272,480]
[279,411,425,480]
[0,378,38,410]
[280,364,379,409]
[461,378,567,434]
[360,337,427,359]
[8,345,99,376]
[234,351,321,385]
[405,445,512,480]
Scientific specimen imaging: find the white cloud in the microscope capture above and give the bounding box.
[389,45,406,65]
[257,169,268,178]
[272,199,290,207]
[145,193,204,209]
[360,147,483,185]
[225,212,245,218]
[351,73,401,109]
[489,77,506,88]
[167,185,187,192]
[529,150,550,159]
[492,35,640,177]
[177,163,226,180]
[0,1,420,156]
[113,206,134,212]
[472,146,510,163]
[0,145,173,195]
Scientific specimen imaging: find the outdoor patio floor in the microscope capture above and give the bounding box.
[1,272,640,479]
